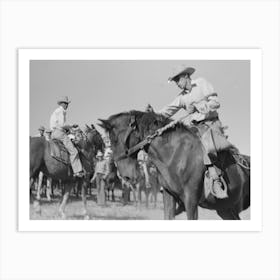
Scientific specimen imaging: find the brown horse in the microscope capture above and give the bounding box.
[99,111,250,220]
[30,126,104,219]
[104,156,122,201]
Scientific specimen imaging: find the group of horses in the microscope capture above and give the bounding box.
[30,110,250,220]
[30,124,162,218]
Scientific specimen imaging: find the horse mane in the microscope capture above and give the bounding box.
[107,110,195,137]
[84,125,105,152]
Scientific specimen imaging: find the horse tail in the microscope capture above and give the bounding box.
[30,137,46,178]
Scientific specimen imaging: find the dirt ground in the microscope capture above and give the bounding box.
[30,189,250,220]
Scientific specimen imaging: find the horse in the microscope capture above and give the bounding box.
[99,110,250,220]
[30,126,103,219]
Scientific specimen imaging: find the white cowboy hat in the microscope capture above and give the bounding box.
[57,96,71,105]
[38,126,45,131]
[168,67,196,83]
[96,150,103,158]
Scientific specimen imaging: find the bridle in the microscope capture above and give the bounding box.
[114,114,159,162]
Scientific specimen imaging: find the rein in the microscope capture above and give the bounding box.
[114,113,187,162]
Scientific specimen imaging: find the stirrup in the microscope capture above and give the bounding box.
[211,178,228,199]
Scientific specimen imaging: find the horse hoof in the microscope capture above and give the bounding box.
[59,210,67,219]
[81,209,88,216]
[84,215,90,220]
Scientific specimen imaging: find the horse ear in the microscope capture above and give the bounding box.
[98,119,113,131]
[91,124,96,130]
[85,124,90,130]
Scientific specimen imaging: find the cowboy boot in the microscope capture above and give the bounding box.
[208,166,228,199]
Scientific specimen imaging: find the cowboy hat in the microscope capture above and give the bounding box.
[45,129,52,133]
[57,96,71,105]
[168,67,196,83]
[38,126,45,131]
[96,150,103,158]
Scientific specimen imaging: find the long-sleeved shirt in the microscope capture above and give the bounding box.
[159,77,220,123]
[50,106,66,131]
[93,159,109,177]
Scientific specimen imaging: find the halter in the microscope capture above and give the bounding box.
[114,114,160,162]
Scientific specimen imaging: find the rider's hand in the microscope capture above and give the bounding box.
[186,104,196,114]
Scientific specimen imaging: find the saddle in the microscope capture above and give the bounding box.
[49,139,70,165]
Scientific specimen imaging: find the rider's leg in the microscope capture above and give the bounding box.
[204,153,228,199]
[60,133,83,176]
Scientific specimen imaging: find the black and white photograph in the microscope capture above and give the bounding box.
[29,58,251,221]
[18,49,261,231]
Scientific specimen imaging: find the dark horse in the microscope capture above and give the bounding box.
[104,156,122,201]
[30,125,104,219]
[99,111,250,220]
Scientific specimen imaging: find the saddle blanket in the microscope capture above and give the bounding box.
[49,139,70,165]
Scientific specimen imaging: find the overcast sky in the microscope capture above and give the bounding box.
[30,60,250,154]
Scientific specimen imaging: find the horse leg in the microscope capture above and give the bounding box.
[153,188,157,208]
[132,184,138,206]
[58,183,71,219]
[112,183,115,202]
[162,189,176,220]
[183,192,198,220]
[145,188,150,208]
[46,178,52,201]
[36,172,44,200]
[81,180,89,219]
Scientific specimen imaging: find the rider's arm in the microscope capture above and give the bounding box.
[158,95,184,118]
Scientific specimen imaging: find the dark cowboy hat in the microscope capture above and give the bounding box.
[38,126,45,131]
[168,67,196,83]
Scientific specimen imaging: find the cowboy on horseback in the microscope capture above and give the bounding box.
[50,96,84,178]
[35,126,45,137]
[159,67,231,199]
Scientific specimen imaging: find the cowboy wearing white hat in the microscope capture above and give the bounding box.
[158,67,230,199]
[45,129,52,141]
[91,150,108,205]
[35,125,45,137]
[50,96,84,177]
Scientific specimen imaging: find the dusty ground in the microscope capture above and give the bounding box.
[30,189,250,220]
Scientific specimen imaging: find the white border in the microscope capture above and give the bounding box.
[18,48,262,232]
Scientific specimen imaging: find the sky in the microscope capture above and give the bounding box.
[30,60,250,154]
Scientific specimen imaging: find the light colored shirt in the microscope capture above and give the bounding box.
[94,159,109,176]
[159,77,220,123]
[104,147,113,159]
[137,150,148,162]
[45,135,51,141]
[50,106,66,130]
[34,133,44,137]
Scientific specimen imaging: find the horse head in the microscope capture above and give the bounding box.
[98,110,166,184]
[84,124,105,156]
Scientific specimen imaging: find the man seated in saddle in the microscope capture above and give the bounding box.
[159,67,234,199]
[49,96,84,178]
[45,129,52,141]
